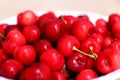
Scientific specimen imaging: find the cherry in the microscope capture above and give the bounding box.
[60,15,75,35]
[17,10,38,27]
[33,39,53,56]
[76,69,98,80]
[96,48,120,74]
[108,13,120,30]
[40,49,65,71]
[94,18,107,36]
[42,18,62,42]
[80,38,101,55]
[19,62,52,80]
[90,33,104,45]
[72,18,94,41]
[57,35,80,57]
[3,30,26,55]
[53,71,66,80]
[0,49,9,64]
[13,45,36,66]
[0,59,24,79]
[38,11,56,31]
[102,36,113,48]
[23,25,41,43]
[112,22,120,35]
[110,41,120,52]
[67,52,87,72]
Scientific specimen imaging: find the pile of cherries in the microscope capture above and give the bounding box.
[0,10,120,80]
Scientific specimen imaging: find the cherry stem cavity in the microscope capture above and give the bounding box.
[73,46,97,60]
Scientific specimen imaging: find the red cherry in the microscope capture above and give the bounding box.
[0,49,9,64]
[38,11,56,31]
[23,25,41,43]
[94,18,107,36]
[108,13,120,30]
[72,19,94,41]
[112,22,120,34]
[19,62,52,80]
[53,71,66,80]
[40,49,65,71]
[67,52,87,72]
[3,30,26,55]
[90,33,104,45]
[76,69,98,80]
[43,18,62,42]
[57,35,80,57]
[102,36,113,48]
[60,15,75,29]
[0,59,24,79]
[96,48,120,74]
[13,45,36,66]
[110,41,120,52]
[33,39,53,56]
[80,38,101,55]
[17,10,38,27]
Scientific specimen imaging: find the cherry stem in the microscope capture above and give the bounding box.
[73,46,97,60]
[0,33,5,39]
[60,16,67,24]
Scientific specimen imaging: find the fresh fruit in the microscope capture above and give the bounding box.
[13,45,36,66]
[0,59,24,79]
[19,62,52,80]
[17,10,38,27]
[40,49,65,71]
[76,69,98,80]
[1,10,120,80]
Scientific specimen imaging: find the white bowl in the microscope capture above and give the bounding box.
[0,11,120,80]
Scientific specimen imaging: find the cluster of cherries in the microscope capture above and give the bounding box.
[0,10,120,80]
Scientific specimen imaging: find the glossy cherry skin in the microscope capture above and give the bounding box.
[80,38,101,54]
[112,22,120,35]
[38,12,56,30]
[72,19,94,41]
[90,33,104,45]
[53,71,66,80]
[108,13,120,30]
[0,59,24,79]
[13,45,36,66]
[40,49,65,71]
[17,10,38,27]
[102,36,113,48]
[19,62,52,80]
[33,39,53,56]
[60,15,75,35]
[23,25,41,43]
[0,49,9,64]
[3,30,26,55]
[110,41,120,52]
[57,35,80,57]
[76,69,98,80]
[67,52,87,72]
[94,18,107,36]
[42,18,62,42]
[96,48,120,74]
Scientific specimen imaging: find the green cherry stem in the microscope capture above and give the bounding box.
[73,46,97,60]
